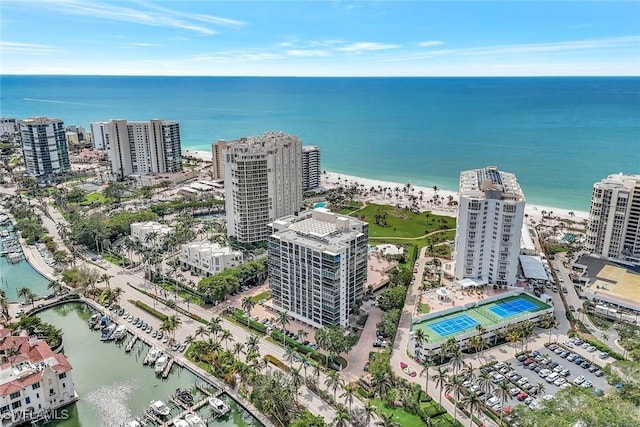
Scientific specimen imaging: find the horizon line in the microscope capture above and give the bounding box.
[2,73,640,78]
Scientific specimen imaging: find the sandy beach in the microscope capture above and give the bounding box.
[182,149,589,224]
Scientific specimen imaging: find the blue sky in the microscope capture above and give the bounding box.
[1,1,639,76]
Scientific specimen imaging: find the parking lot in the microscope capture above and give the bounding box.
[465,336,612,417]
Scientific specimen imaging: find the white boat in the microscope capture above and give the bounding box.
[100,323,116,341]
[88,314,100,327]
[208,396,230,416]
[149,400,171,417]
[154,355,169,375]
[112,324,128,341]
[184,413,207,427]
[174,419,190,427]
[126,421,141,427]
[146,347,163,364]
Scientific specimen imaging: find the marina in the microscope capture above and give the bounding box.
[37,302,260,426]
[0,223,50,301]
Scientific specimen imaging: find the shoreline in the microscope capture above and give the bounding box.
[182,149,589,223]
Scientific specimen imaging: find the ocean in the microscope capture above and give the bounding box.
[1,75,639,211]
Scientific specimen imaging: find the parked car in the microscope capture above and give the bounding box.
[573,376,585,385]
[517,392,529,401]
[599,352,610,359]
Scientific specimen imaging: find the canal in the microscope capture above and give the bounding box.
[0,226,50,302]
[38,303,259,427]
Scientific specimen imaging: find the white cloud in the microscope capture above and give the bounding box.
[390,35,640,61]
[30,0,245,35]
[336,42,401,52]
[418,41,444,48]
[286,50,329,57]
[0,41,59,55]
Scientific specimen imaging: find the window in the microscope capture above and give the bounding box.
[25,397,31,404]
[11,401,21,410]
[32,382,41,390]
[49,388,55,396]
[58,373,67,379]
[9,391,20,400]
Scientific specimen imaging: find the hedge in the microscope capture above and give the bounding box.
[264,354,290,372]
[231,309,267,333]
[576,334,625,361]
[132,300,168,321]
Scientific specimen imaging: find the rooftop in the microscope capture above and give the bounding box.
[459,166,525,202]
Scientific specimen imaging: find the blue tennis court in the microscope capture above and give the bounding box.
[429,314,479,337]
[489,297,537,318]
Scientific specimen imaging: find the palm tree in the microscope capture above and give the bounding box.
[220,329,233,351]
[275,310,291,346]
[232,342,245,360]
[461,363,475,383]
[99,273,112,289]
[297,329,308,343]
[340,383,356,413]
[0,291,9,322]
[535,382,546,396]
[448,344,464,374]
[495,380,511,423]
[520,320,536,352]
[420,358,434,393]
[444,374,464,423]
[241,296,255,328]
[477,371,493,397]
[245,334,260,360]
[289,366,303,403]
[208,315,223,337]
[324,370,340,401]
[461,391,482,427]
[333,408,351,427]
[432,367,449,405]
[375,412,400,427]
[17,287,36,310]
[539,313,558,343]
[360,400,376,426]
[195,325,209,339]
[47,280,64,295]
[413,329,427,357]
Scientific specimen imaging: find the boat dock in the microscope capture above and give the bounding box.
[161,358,174,379]
[125,335,137,353]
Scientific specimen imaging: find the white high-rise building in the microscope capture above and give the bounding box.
[211,140,227,180]
[301,145,321,191]
[586,174,640,265]
[95,119,182,181]
[268,209,368,328]
[18,117,71,181]
[454,166,526,286]
[223,132,303,243]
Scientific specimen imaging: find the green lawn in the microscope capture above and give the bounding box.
[9,157,21,165]
[83,192,108,204]
[348,204,455,238]
[372,399,426,426]
[339,200,364,215]
[418,303,430,314]
[250,290,271,303]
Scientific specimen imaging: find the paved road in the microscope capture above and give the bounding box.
[12,201,385,426]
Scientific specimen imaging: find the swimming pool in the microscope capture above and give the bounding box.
[313,202,327,208]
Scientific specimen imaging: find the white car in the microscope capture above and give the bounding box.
[573,376,585,385]
[509,387,521,396]
[516,377,529,386]
[581,380,593,388]
[554,378,567,387]
[559,383,572,390]
[487,396,500,406]
[538,369,552,378]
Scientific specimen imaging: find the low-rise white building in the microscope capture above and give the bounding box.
[180,242,243,277]
[0,329,76,426]
[130,221,173,248]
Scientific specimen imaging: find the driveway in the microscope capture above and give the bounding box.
[342,301,383,382]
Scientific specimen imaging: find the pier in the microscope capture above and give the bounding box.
[161,358,174,379]
[125,335,137,353]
